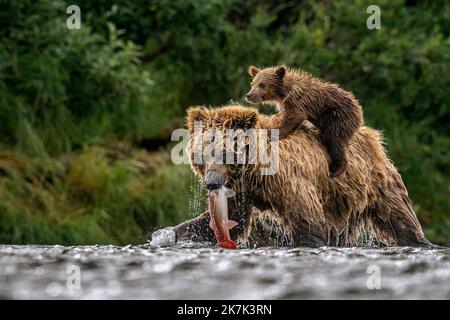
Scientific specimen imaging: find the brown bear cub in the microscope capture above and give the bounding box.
[246,65,363,177]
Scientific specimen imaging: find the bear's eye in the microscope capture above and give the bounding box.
[258,83,265,89]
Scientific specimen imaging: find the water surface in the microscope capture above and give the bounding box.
[1,244,449,299]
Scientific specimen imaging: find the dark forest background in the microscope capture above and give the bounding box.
[0,0,449,245]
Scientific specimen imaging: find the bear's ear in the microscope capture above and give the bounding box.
[248,65,260,78]
[226,109,258,130]
[186,106,208,134]
[275,65,286,79]
[245,111,258,129]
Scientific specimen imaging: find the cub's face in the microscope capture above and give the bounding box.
[246,65,287,104]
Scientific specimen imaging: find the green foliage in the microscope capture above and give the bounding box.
[0,0,448,244]
[0,0,177,157]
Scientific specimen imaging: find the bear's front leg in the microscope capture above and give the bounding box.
[174,210,215,243]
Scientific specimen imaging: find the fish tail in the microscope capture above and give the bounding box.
[219,240,237,249]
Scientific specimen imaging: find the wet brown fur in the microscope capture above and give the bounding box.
[247,65,363,178]
[182,105,430,247]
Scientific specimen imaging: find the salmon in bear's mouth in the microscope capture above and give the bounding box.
[208,186,238,249]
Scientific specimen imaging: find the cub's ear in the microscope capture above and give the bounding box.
[186,106,208,134]
[248,65,260,78]
[275,65,287,78]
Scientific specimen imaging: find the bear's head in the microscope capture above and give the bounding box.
[186,105,260,191]
[246,65,287,105]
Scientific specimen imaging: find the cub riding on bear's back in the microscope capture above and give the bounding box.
[246,65,363,178]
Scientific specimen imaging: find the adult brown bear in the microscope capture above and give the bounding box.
[174,105,431,247]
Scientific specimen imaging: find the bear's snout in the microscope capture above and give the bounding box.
[204,163,228,191]
[246,91,259,103]
[205,181,220,191]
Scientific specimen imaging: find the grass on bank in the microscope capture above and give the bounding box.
[0,145,195,245]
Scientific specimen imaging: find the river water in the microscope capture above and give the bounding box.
[0,243,449,299]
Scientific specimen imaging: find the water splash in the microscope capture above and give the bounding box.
[150,227,176,247]
[188,173,195,216]
[188,173,205,217]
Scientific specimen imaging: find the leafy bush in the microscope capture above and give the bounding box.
[0,0,177,157]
